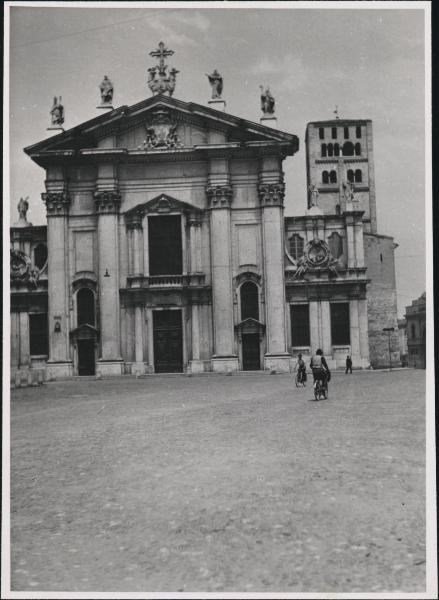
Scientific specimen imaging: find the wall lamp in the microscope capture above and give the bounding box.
[54,321,61,333]
[104,269,110,277]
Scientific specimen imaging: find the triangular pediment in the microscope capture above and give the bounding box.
[124,194,203,218]
[69,323,98,341]
[24,95,298,164]
[235,318,265,333]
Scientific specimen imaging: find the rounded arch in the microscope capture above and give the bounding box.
[240,281,259,321]
[329,170,337,184]
[327,143,334,157]
[76,287,96,327]
[34,243,48,270]
[289,233,304,261]
[334,143,340,157]
[321,143,327,157]
[342,141,354,156]
[355,142,361,156]
[354,169,362,183]
[411,323,416,339]
[328,231,343,258]
[322,170,329,184]
[347,169,355,183]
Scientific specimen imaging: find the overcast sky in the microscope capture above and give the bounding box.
[7,4,427,316]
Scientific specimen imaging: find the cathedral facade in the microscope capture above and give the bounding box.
[10,62,400,380]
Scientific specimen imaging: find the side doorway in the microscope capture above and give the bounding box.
[153,310,183,373]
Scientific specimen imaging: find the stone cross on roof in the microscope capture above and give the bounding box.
[150,41,174,75]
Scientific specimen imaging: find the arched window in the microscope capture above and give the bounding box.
[347,169,354,183]
[289,234,304,261]
[327,143,333,157]
[240,282,259,321]
[355,143,361,156]
[319,127,325,140]
[329,170,337,184]
[34,244,48,270]
[322,171,329,184]
[356,125,362,138]
[344,126,349,139]
[77,288,95,327]
[328,232,343,258]
[354,169,362,183]
[321,144,327,157]
[411,323,416,339]
[342,141,354,156]
[334,143,340,157]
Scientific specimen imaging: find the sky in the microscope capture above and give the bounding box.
[7,3,428,317]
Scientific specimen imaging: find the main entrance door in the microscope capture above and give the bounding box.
[153,310,183,373]
[77,340,95,375]
[242,333,260,371]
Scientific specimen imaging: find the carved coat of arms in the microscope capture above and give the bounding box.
[139,108,180,150]
[293,238,338,280]
[10,249,40,287]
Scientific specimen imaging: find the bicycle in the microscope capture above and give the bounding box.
[313,376,328,400]
[295,370,306,387]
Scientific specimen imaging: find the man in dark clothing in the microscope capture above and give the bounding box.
[345,355,353,374]
[310,349,330,391]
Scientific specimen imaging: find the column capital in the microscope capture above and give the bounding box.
[125,212,143,230]
[94,190,121,214]
[258,182,285,207]
[41,192,70,216]
[206,184,233,209]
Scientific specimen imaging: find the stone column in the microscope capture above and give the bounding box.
[345,215,355,268]
[321,300,332,356]
[11,312,20,370]
[188,215,202,273]
[259,162,290,372]
[95,190,124,376]
[207,182,238,372]
[349,299,361,360]
[189,302,204,373]
[18,311,30,368]
[142,215,149,277]
[358,298,370,366]
[354,219,365,268]
[42,190,73,379]
[309,300,320,352]
[133,305,144,375]
[127,214,144,279]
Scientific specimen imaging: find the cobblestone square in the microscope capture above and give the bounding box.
[9,370,426,594]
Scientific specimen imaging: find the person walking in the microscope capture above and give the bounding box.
[345,355,353,374]
[295,353,307,385]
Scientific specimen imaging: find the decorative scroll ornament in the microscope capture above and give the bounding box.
[147,42,179,96]
[10,249,39,287]
[258,182,285,206]
[138,109,181,149]
[293,238,338,280]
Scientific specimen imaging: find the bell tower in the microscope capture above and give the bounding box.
[305,119,377,233]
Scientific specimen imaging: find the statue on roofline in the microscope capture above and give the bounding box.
[50,96,64,127]
[206,70,223,99]
[99,75,114,105]
[260,85,275,115]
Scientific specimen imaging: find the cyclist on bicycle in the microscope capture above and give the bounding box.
[295,353,307,384]
[310,349,330,393]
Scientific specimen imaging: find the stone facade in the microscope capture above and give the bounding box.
[10,100,400,379]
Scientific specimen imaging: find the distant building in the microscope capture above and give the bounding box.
[405,293,426,368]
[397,318,408,366]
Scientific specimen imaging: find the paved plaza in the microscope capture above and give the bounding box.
[9,370,426,594]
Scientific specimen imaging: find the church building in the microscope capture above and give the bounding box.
[10,44,400,381]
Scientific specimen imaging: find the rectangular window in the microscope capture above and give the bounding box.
[291,304,310,346]
[356,125,362,138]
[330,303,350,345]
[319,127,324,140]
[344,126,349,139]
[331,127,337,139]
[29,313,49,356]
[148,215,183,276]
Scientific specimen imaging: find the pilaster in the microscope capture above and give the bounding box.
[95,189,123,376]
[259,158,290,372]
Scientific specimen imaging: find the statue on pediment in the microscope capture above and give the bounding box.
[206,70,223,99]
[17,196,29,220]
[99,75,113,106]
[308,184,319,207]
[50,96,64,127]
[260,86,275,115]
